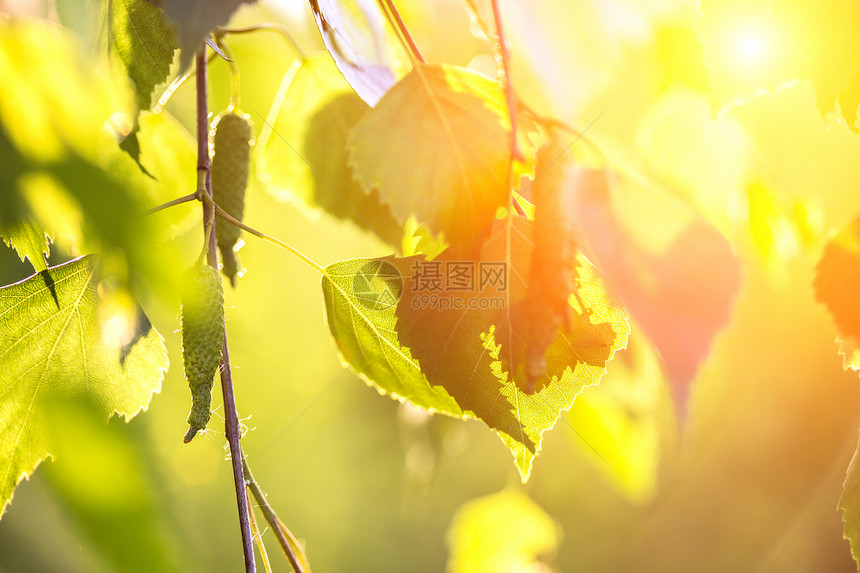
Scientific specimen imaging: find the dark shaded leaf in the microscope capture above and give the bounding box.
[163,0,257,72]
[1,220,50,272]
[257,55,403,248]
[111,0,177,111]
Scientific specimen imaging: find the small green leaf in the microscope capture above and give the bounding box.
[257,55,404,248]
[111,0,177,111]
[1,219,50,272]
[0,256,168,518]
[348,64,536,246]
[446,489,560,573]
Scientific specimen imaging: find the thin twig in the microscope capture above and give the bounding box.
[153,52,218,114]
[196,48,257,573]
[512,197,526,217]
[215,37,241,109]
[247,504,274,573]
[378,0,425,64]
[214,204,326,273]
[217,23,308,60]
[462,0,493,39]
[524,107,607,160]
[205,37,234,62]
[197,184,215,265]
[243,459,309,573]
[490,0,523,162]
[140,191,198,217]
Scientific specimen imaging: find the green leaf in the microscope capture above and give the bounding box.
[446,489,560,573]
[322,256,463,414]
[323,217,629,479]
[110,0,177,111]
[1,219,50,272]
[0,256,168,517]
[257,55,404,248]
[0,21,126,164]
[841,432,860,570]
[163,0,257,72]
[348,63,536,247]
[633,87,754,233]
[0,21,180,292]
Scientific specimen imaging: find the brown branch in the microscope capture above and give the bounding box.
[490,0,523,162]
[379,0,425,64]
[196,48,257,573]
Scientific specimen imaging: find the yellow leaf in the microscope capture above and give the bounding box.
[349,63,535,246]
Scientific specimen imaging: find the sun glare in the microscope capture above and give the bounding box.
[735,30,767,64]
[704,11,791,94]
[728,23,775,70]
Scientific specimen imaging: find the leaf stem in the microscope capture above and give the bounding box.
[205,37,234,62]
[247,507,274,573]
[462,0,493,39]
[217,24,308,60]
[140,191,199,217]
[153,52,217,114]
[213,203,326,274]
[243,459,310,573]
[512,197,526,217]
[196,48,257,573]
[215,37,241,109]
[490,0,523,163]
[378,0,425,64]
